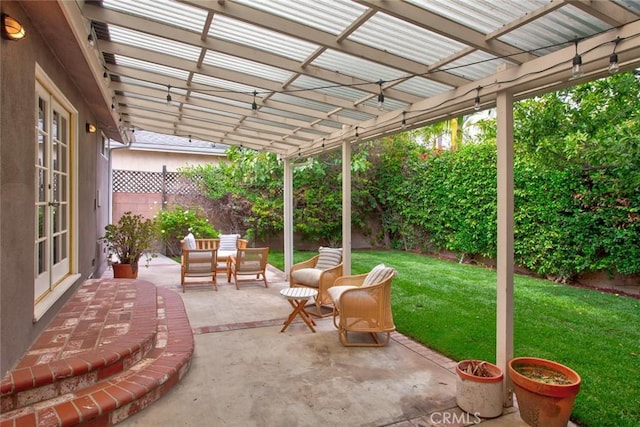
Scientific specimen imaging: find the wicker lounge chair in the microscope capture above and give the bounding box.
[327,264,397,347]
[289,247,343,317]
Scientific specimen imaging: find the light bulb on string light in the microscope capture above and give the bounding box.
[251,90,258,116]
[609,37,620,74]
[377,80,385,111]
[571,39,583,79]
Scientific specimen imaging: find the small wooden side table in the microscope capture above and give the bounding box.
[280,287,318,333]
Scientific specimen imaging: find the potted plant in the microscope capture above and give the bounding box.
[456,360,504,418]
[508,357,581,427]
[101,211,158,278]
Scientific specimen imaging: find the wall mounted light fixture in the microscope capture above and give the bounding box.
[86,123,97,133]
[1,13,26,41]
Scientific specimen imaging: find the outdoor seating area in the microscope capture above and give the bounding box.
[179,233,249,292]
[0,253,541,426]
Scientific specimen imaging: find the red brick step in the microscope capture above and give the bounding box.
[0,280,193,426]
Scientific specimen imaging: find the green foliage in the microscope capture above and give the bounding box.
[361,134,427,249]
[512,72,640,278]
[182,147,283,241]
[101,212,158,270]
[156,206,217,256]
[402,142,498,260]
[179,73,639,278]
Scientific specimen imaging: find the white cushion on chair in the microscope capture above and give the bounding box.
[327,285,357,304]
[217,249,236,261]
[315,247,342,270]
[291,268,323,287]
[219,234,240,251]
[363,264,396,287]
[184,233,196,249]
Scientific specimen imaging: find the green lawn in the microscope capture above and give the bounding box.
[269,249,640,427]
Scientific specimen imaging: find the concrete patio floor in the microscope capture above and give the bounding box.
[114,254,533,427]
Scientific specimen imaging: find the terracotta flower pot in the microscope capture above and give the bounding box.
[508,357,581,427]
[112,263,138,279]
[456,360,504,418]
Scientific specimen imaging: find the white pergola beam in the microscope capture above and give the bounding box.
[84,3,422,105]
[342,140,352,276]
[108,65,362,128]
[355,0,536,64]
[180,0,470,88]
[496,90,515,407]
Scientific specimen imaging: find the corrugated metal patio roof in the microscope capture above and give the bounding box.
[75,0,640,159]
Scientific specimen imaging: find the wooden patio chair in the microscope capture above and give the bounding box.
[327,264,397,347]
[290,247,343,317]
[229,247,269,289]
[212,234,248,281]
[180,234,218,292]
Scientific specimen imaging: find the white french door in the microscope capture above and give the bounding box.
[35,82,71,302]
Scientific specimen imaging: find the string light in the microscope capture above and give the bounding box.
[251,90,258,116]
[609,37,620,74]
[377,80,385,111]
[101,32,625,109]
[97,30,629,152]
[87,33,95,48]
[571,39,583,79]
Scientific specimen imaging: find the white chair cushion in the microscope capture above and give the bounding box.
[327,285,358,304]
[291,268,323,287]
[219,234,240,251]
[217,249,236,261]
[184,233,196,249]
[315,247,342,270]
[363,263,396,287]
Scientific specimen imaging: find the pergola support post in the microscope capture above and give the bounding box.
[496,89,514,407]
[342,140,352,275]
[283,158,294,280]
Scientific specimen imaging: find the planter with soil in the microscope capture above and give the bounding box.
[508,357,581,427]
[456,360,504,418]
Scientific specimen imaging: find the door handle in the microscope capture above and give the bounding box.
[48,201,60,207]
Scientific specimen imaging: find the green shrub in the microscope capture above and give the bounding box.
[157,206,217,256]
